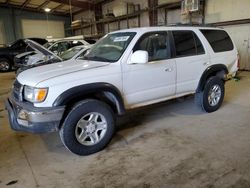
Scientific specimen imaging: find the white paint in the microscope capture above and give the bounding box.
[17,27,238,109]
[129,50,148,64]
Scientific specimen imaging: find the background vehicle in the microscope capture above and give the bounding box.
[6,27,238,156]
[46,39,89,55]
[0,38,48,72]
[15,41,91,75]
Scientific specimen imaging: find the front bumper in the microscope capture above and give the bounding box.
[5,95,65,133]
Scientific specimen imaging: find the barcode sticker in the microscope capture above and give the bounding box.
[113,36,130,42]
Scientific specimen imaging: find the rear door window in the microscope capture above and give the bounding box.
[172,30,205,57]
[200,29,234,53]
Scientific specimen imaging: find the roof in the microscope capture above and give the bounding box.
[110,26,223,34]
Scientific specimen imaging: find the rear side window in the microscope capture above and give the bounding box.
[200,29,234,53]
[172,30,205,57]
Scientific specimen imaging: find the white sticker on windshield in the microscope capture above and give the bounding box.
[113,36,130,42]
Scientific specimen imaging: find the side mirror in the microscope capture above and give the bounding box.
[129,50,148,64]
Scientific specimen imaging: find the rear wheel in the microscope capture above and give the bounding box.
[196,76,225,113]
[0,58,11,72]
[59,99,115,156]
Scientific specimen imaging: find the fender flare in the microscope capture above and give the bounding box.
[53,82,125,115]
[196,64,228,92]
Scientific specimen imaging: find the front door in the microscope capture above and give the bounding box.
[122,31,176,108]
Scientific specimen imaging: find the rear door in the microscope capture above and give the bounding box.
[171,30,209,95]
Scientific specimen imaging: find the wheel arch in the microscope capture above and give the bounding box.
[0,55,13,64]
[53,82,126,115]
[196,64,228,93]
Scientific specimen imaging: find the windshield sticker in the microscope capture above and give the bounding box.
[113,36,130,42]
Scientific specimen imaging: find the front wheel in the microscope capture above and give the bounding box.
[59,99,115,156]
[196,76,225,113]
[0,58,11,72]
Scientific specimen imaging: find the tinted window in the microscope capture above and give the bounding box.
[134,32,170,61]
[200,29,234,53]
[173,30,204,57]
[194,33,205,54]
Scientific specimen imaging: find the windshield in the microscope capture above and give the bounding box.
[83,32,136,62]
[60,46,84,60]
[43,42,54,48]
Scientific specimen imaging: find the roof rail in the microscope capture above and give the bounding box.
[166,23,214,27]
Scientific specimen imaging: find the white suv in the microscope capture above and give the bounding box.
[6,26,238,155]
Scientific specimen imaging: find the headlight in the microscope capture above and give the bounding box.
[24,86,48,103]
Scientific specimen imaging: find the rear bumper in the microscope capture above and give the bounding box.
[5,96,65,133]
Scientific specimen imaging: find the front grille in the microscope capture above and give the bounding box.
[13,80,23,101]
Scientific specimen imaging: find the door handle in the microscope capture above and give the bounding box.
[165,68,173,72]
[203,62,210,66]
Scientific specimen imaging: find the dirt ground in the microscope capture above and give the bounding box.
[0,71,250,188]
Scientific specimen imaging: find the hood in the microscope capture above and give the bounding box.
[17,60,110,87]
[24,39,62,61]
[15,51,37,59]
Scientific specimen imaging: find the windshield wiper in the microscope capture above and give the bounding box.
[84,56,112,62]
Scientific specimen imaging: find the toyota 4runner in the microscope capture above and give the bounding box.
[5,27,238,155]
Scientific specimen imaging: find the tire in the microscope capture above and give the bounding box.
[196,76,225,113]
[59,99,115,156]
[0,58,11,72]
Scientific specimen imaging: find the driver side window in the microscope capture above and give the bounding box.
[134,32,170,62]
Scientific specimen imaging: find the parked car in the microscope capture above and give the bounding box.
[0,38,48,72]
[45,39,89,55]
[6,27,238,156]
[43,41,55,49]
[15,40,91,75]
